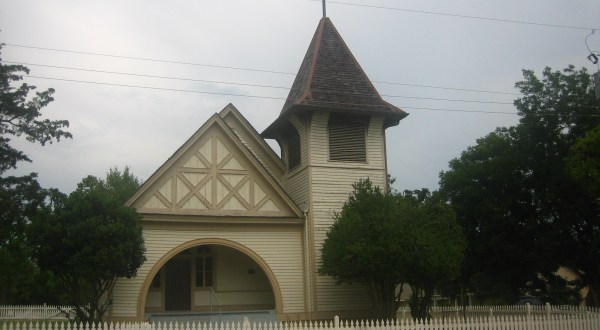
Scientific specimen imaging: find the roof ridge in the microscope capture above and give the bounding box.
[296,18,325,107]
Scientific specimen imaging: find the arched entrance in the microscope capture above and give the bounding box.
[138,239,283,318]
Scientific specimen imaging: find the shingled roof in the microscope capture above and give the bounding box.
[262,17,407,138]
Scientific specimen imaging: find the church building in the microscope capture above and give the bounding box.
[111,16,408,321]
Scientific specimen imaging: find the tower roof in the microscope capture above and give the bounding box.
[262,17,407,138]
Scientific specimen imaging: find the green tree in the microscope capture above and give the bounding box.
[29,167,146,324]
[563,124,600,306]
[439,66,600,305]
[568,124,600,199]
[401,189,465,320]
[319,179,405,319]
[319,179,464,320]
[0,43,71,303]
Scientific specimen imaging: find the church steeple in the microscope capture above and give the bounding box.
[262,17,407,138]
[259,17,406,318]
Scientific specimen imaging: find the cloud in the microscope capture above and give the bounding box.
[2,0,597,193]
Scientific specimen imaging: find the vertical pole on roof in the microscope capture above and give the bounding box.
[323,0,327,17]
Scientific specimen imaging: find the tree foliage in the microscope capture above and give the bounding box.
[29,167,146,324]
[568,124,600,199]
[319,179,405,319]
[401,190,465,320]
[0,44,71,303]
[439,66,600,306]
[0,45,71,172]
[319,179,464,320]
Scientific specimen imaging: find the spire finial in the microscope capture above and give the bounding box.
[322,0,326,17]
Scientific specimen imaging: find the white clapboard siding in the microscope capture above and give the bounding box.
[283,169,310,210]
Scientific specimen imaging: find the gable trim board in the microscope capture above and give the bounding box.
[219,104,285,179]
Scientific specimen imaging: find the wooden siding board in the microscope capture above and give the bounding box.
[309,112,329,164]
[283,170,310,209]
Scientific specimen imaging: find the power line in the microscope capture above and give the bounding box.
[399,106,600,117]
[4,44,519,95]
[310,0,598,31]
[4,61,292,90]
[382,94,511,105]
[24,75,600,118]
[4,44,295,76]
[7,61,515,105]
[26,75,287,101]
[372,80,520,96]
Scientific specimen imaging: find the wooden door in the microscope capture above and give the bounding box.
[165,257,191,311]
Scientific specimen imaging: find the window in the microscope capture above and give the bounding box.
[328,114,368,162]
[195,246,213,288]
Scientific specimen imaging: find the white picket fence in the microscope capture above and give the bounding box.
[4,304,593,322]
[0,305,75,320]
[1,305,599,330]
[1,313,600,330]
[398,303,596,320]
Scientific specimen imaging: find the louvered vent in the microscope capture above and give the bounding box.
[328,114,368,162]
[287,126,301,170]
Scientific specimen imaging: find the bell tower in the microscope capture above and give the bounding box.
[262,17,407,319]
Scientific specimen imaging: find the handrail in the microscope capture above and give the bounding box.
[208,287,222,322]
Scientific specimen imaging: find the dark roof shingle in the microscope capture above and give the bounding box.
[263,17,407,138]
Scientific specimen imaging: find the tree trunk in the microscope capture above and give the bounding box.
[369,279,398,320]
[586,283,599,307]
[408,284,433,321]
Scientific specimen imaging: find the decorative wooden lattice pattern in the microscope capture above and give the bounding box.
[144,136,280,212]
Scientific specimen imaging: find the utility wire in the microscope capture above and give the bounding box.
[372,80,520,96]
[4,44,295,76]
[310,0,598,31]
[4,44,519,95]
[26,75,286,101]
[7,61,515,105]
[5,61,292,90]
[24,75,600,118]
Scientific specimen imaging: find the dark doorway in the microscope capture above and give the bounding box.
[165,257,191,311]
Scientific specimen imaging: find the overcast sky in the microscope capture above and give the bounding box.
[1,0,599,194]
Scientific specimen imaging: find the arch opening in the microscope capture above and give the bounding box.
[138,239,282,319]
